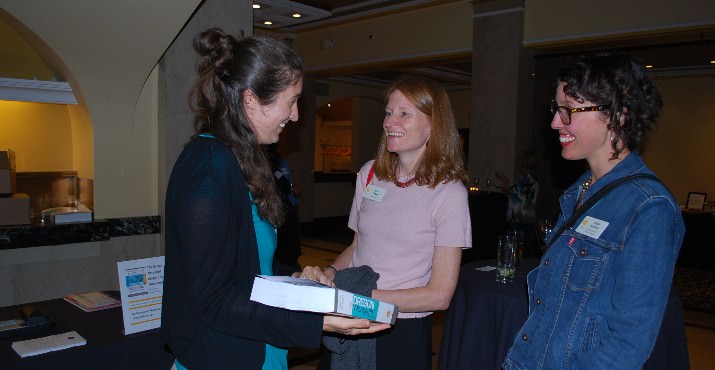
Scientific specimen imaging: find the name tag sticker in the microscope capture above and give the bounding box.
[575,216,609,239]
[363,185,386,202]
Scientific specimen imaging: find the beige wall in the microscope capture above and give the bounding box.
[0,100,74,171]
[294,1,473,74]
[0,15,53,80]
[524,0,715,46]
[644,75,715,206]
[0,235,161,307]
[67,102,94,178]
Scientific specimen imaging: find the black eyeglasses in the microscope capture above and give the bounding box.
[550,100,608,125]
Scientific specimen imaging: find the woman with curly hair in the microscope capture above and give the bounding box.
[504,52,684,370]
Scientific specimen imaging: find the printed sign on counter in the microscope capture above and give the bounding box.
[117,256,165,335]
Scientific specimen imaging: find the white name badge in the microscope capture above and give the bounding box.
[363,184,386,202]
[575,216,609,239]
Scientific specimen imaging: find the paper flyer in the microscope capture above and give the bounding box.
[117,256,165,335]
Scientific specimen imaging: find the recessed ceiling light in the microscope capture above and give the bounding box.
[645,65,654,69]
[253,3,260,9]
[264,21,273,25]
[292,13,301,18]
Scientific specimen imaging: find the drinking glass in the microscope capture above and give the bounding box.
[506,229,524,270]
[496,235,516,283]
[536,219,554,253]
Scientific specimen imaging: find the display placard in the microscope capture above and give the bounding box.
[117,256,165,335]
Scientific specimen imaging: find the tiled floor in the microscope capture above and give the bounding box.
[294,239,715,370]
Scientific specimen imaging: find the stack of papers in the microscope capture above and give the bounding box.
[11,331,86,358]
[250,275,398,324]
[63,291,121,312]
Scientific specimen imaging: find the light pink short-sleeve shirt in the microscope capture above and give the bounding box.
[348,161,472,318]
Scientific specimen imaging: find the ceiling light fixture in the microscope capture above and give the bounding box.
[645,65,653,69]
[253,3,261,9]
[253,0,331,29]
[263,21,273,25]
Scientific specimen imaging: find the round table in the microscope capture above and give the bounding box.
[437,259,689,370]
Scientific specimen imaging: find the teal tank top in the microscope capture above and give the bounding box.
[250,194,288,370]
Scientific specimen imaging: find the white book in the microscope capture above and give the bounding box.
[250,275,398,324]
[11,331,86,358]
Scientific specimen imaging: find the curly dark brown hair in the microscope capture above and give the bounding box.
[557,51,663,159]
[188,28,303,226]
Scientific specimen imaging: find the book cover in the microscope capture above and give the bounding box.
[250,275,398,324]
[63,291,121,312]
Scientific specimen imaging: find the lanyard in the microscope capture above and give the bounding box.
[366,162,375,187]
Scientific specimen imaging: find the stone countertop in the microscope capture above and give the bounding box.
[0,215,160,250]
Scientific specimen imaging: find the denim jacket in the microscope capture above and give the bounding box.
[503,153,684,370]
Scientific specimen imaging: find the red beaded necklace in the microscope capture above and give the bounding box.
[393,176,417,188]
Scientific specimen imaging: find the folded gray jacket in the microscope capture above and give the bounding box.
[323,265,380,370]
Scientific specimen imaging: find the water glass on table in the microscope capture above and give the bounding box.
[496,234,516,283]
[506,229,524,269]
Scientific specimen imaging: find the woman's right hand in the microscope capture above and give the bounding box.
[294,266,335,287]
[322,315,390,335]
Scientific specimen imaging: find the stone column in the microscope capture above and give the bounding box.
[158,0,252,253]
[468,0,534,189]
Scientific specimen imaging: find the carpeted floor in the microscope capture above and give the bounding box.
[673,267,715,314]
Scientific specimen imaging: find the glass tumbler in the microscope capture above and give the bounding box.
[496,235,516,283]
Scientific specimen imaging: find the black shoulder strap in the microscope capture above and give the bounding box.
[546,174,662,246]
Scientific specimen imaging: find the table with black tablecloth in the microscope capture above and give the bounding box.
[437,259,690,370]
[0,294,173,370]
[679,210,715,270]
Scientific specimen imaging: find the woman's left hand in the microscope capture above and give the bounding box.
[292,266,335,287]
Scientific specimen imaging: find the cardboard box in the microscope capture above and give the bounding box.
[0,168,16,194]
[0,193,32,225]
[0,150,16,170]
[250,275,398,324]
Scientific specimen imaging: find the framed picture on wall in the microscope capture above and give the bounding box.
[686,192,707,210]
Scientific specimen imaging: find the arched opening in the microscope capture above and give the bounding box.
[0,15,93,222]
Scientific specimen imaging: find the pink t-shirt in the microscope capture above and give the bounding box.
[348,161,472,318]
